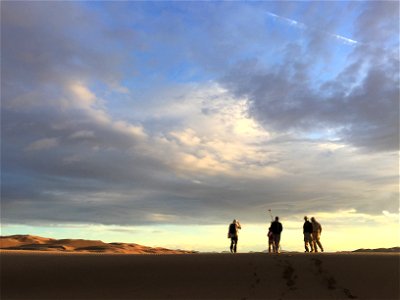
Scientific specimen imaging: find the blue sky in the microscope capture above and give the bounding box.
[1,1,399,252]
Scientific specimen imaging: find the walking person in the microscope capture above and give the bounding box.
[227,219,241,253]
[311,217,324,252]
[270,216,283,253]
[303,216,314,252]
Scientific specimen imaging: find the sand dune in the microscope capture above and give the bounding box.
[0,235,55,248]
[352,247,400,253]
[1,251,399,300]
[0,235,195,254]
[1,236,399,299]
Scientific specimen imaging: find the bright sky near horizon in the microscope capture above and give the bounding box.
[1,1,399,252]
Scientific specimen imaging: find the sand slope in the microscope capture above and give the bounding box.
[352,247,400,253]
[0,235,195,254]
[1,252,399,300]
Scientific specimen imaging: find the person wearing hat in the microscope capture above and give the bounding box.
[227,219,241,253]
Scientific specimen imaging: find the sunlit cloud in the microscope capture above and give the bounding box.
[2,2,398,252]
[69,130,95,139]
[25,138,59,151]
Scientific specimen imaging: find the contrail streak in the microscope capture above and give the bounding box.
[266,11,358,45]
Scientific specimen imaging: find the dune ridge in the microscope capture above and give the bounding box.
[0,235,196,254]
[352,247,400,253]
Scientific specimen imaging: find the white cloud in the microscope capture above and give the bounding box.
[140,83,277,177]
[148,213,178,222]
[382,210,400,222]
[68,82,97,108]
[26,138,59,151]
[69,130,95,139]
[317,142,346,151]
[63,81,148,143]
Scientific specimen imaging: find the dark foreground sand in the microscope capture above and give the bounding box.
[1,251,399,300]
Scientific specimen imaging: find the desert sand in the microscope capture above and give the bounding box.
[1,250,399,300]
[0,235,195,254]
[1,235,399,299]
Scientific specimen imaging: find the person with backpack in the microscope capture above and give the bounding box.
[270,216,283,253]
[311,217,324,252]
[303,216,314,252]
[227,219,241,253]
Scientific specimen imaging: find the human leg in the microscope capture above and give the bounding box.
[304,233,312,252]
[272,235,277,252]
[316,238,324,252]
[304,235,309,252]
[274,234,281,253]
[312,232,320,252]
[233,236,238,253]
[268,240,273,253]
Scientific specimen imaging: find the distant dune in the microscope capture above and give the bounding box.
[0,235,196,254]
[352,247,400,253]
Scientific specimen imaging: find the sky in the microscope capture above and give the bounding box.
[1,1,399,252]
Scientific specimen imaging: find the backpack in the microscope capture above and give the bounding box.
[228,223,237,238]
[229,223,236,234]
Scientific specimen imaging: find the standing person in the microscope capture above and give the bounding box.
[227,219,241,253]
[311,217,324,252]
[270,216,283,253]
[303,216,314,252]
[267,227,274,253]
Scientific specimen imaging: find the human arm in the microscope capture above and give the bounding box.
[236,222,241,230]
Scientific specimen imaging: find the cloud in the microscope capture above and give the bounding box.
[354,1,399,45]
[221,3,399,153]
[2,80,398,227]
[69,83,97,108]
[1,2,398,229]
[25,138,59,151]
[69,130,95,140]
[1,2,134,99]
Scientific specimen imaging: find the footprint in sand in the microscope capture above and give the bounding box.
[282,263,297,290]
[278,259,298,300]
[311,258,358,299]
[253,271,260,283]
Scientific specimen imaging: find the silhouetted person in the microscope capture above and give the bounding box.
[311,217,324,252]
[303,216,314,252]
[267,227,274,253]
[228,219,241,253]
[270,216,283,253]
